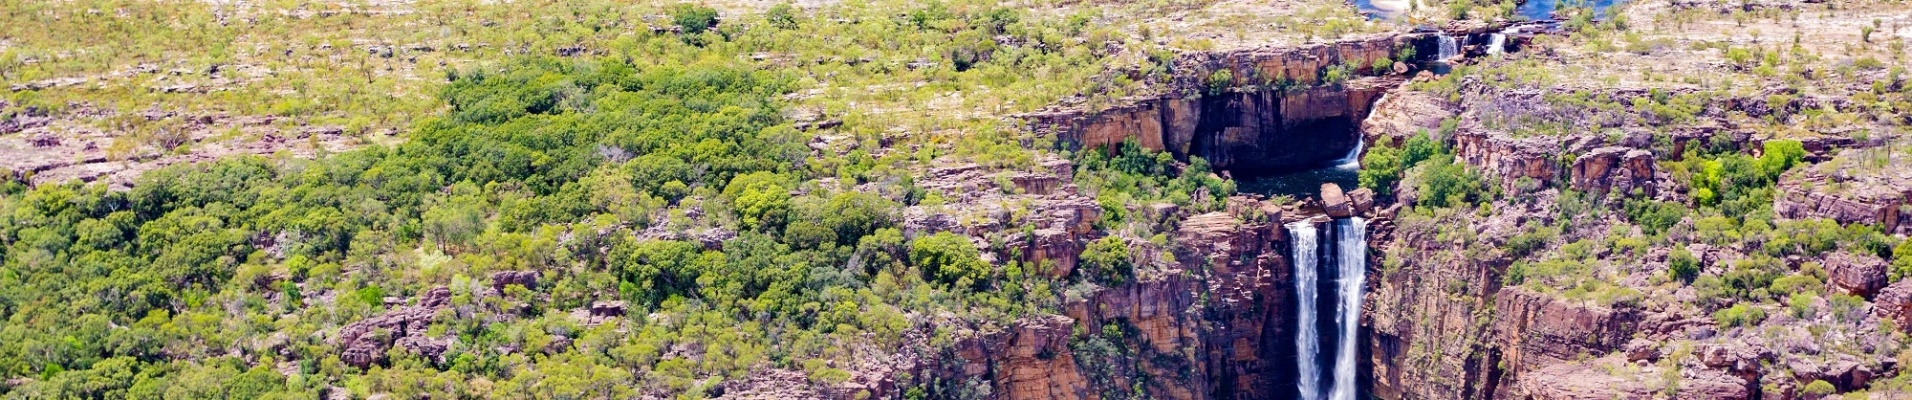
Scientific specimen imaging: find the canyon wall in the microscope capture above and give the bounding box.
[950,202,1298,400]
[1023,34,1437,175]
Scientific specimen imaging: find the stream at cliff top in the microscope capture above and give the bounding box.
[1353,0,1626,20]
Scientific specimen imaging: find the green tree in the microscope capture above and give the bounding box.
[671,4,720,34]
[1080,236,1133,285]
[911,232,990,289]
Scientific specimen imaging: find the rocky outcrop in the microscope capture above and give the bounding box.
[1168,34,1430,93]
[337,287,454,368]
[1450,129,1564,186]
[489,270,541,292]
[1515,356,1751,400]
[1322,183,1353,217]
[1874,280,1912,329]
[1774,166,1912,235]
[1492,287,1642,379]
[1022,34,1455,176]
[954,200,1291,400]
[1826,251,1890,298]
[1360,84,1456,145]
[955,316,1093,400]
[1026,77,1398,174]
[1570,147,1657,196]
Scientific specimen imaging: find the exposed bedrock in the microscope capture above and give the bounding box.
[1026,78,1396,175]
[1775,164,1912,235]
[951,200,1297,400]
[1025,34,1447,176]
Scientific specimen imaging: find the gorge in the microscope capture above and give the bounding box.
[5,0,1910,398]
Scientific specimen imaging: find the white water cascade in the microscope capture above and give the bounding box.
[1291,216,1370,400]
[1436,34,1459,60]
[1332,138,1364,170]
[1288,221,1322,400]
[1485,33,1506,55]
[1327,217,1368,400]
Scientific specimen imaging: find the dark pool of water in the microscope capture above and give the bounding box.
[1237,164,1360,200]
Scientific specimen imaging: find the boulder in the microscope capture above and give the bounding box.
[1570,147,1657,196]
[1348,187,1376,215]
[1825,251,1889,298]
[489,270,541,292]
[1623,338,1660,363]
[1321,183,1353,217]
[590,301,627,318]
[337,287,453,368]
[1874,280,1912,330]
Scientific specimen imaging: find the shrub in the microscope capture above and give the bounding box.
[1668,246,1700,284]
[1712,303,1766,328]
[1893,239,1912,281]
[1416,155,1484,208]
[1206,69,1234,94]
[670,4,721,34]
[1079,236,1133,285]
[1788,292,1816,319]
[1359,132,1441,196]
[1803,380,1836,396]
[1623,199,1685,235]
[911,232,991,289]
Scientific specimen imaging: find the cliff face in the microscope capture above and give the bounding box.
[951,201,1297,400]
[1024,78,1398,175]
[1775,165,1912,235]
[1024,34,1437,176]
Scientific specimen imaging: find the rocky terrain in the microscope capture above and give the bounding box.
[4,0,1911,398]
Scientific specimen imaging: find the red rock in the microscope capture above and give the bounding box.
[1570,147,1657,196]
[1825,251,1889,298]
[1322,183,1353,217]
[1873,280,1912,330]
[1516,356,1750,400]
[337,287,453,368]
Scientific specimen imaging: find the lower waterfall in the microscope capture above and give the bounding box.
[1328,217,1368,400]
[1289,217,1367,400]
[1436,34,1459,60]
[1288,222,1322,400]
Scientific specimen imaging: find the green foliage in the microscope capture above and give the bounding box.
[1080,236,1134,285]
[1668,246,1700,284]
[1622,199,1686,236]
[1414,154,1485,209]
[670,4,721,34]
[911,232,991,289]
[1074,140,1234,227]
[1207,69,1235,94]
[1803,380,1836,396]
[1895,240,1912,281]
[1712,303,1766,329]
[1359,132,1441,196]
[1788,292,1817,319]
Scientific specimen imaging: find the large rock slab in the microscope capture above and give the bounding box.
[1570,147,1657,196]
[1826,251,1889,298]
[1322,183,1353,217]
[1516,356,1750,400]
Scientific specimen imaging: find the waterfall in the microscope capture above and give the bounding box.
[1332,139,1364,170]
[1288,222,1322,400]
[1327,217,1368,400]
[1436,34,1459,60]
[1487,26,1523,56]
